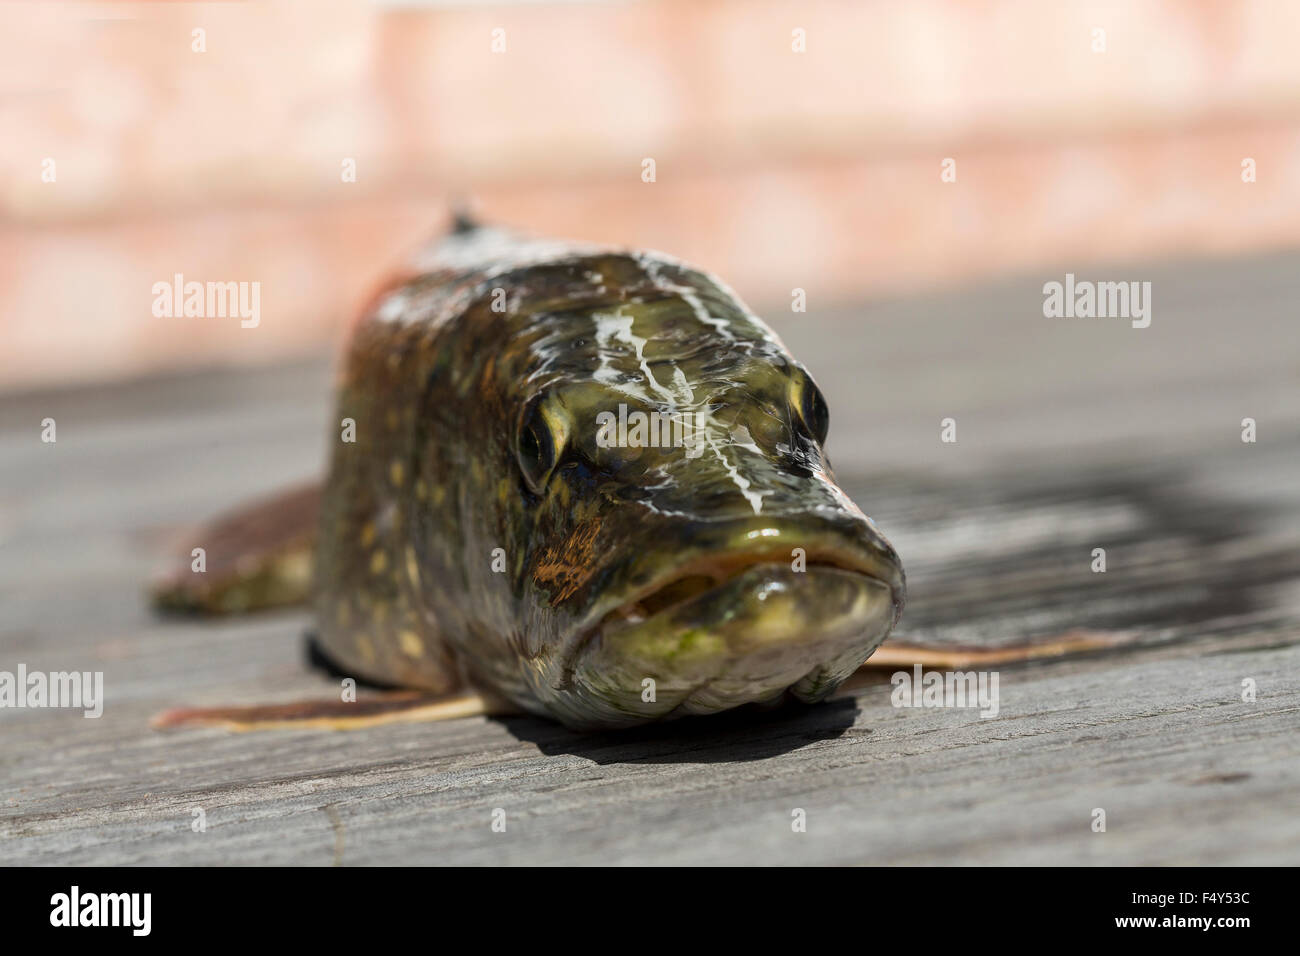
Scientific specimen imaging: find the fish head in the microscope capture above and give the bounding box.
[499,270,904,728]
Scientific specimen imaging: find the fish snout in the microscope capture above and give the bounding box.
[544,513,904,728]
[603,510,904,628]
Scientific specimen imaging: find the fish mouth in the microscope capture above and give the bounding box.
[602,546,898,628]
[556,543,903,691]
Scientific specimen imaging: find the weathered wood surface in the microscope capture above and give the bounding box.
[2,252,1298,865]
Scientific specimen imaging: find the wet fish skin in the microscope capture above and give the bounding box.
[312,227,905,729]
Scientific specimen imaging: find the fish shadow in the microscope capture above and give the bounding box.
[498,697,861,765]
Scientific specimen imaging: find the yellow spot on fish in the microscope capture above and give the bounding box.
[390,460,405,487]
[398,629,424,657]
[415,478,428,500]
[386,409,400,430]
[370,550,388,574]
[405,546,420,587]
[276,551,312,590]
[356,634,376,664]
[360,522,376,547]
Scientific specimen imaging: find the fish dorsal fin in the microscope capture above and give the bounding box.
[450,204,482,236]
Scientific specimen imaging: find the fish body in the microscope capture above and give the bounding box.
[308,226,904,729]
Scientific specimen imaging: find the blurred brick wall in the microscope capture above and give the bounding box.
[3,0,1300,389]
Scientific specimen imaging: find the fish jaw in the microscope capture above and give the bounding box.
[541,562,897,729]
[522,510,904,729]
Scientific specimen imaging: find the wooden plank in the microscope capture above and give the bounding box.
[1,252,1298,865]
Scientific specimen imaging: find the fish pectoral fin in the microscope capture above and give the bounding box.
[150,689,516,732]
[861,628,1139,670]
[150,482,322,615]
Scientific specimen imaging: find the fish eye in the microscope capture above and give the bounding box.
[794,373,830,445]
[515,395,567,494]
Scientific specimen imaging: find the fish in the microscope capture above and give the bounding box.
[151,219,1120,732]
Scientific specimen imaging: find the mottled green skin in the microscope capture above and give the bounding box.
[314,229,904,729]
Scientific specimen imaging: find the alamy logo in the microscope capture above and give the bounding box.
[596,403,705,458]
[891,665,999,718]
[152,274,260,328]
[0,664,103,717]
[50,886,151,936]
[1043,273,1151,328]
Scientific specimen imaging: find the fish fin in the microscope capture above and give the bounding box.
[150,482,320,615]
[861,629,1139,670]
[449,198,482,235]
[150,689,515,733]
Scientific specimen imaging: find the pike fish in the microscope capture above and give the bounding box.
[153,220,1114,733]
